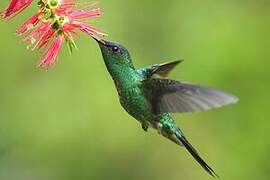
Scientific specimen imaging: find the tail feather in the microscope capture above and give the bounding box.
[179,136,219,177]
[178,135,219,177]
[157,114,218,177]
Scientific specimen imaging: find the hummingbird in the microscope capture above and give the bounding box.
[96,39,238,177]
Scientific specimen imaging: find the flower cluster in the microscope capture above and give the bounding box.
[1,0,106,69]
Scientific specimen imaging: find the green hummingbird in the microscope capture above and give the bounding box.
[96,39,238,177]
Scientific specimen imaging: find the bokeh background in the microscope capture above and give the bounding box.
[0,0,269,180]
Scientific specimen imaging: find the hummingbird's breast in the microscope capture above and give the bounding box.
[109,68,152,122]
[117,85,152,122]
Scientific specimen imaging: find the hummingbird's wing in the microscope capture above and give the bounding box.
[142,79,238,114]
[137,60,183,79]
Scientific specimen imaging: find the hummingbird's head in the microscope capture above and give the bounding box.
[95,38,134,70]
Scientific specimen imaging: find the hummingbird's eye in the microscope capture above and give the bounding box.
[111,46,120,53]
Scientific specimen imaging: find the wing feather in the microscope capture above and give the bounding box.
[142,79,238,114]
[137,60,183,79]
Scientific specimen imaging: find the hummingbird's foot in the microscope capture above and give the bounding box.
[141,123,149,132]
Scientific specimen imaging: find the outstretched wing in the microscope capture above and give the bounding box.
[142,79,238,114]
[137,60,183,79]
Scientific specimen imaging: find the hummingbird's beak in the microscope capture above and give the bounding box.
[93,37,107,46]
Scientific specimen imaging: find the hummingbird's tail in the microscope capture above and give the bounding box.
[158,115,218,177]
[176,133,219,177]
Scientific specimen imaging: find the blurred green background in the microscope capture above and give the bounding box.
[0,0,269,180]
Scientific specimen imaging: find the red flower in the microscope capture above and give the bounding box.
[1,0,106,69]
[32,1,106,68]
[1,0,33,18]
